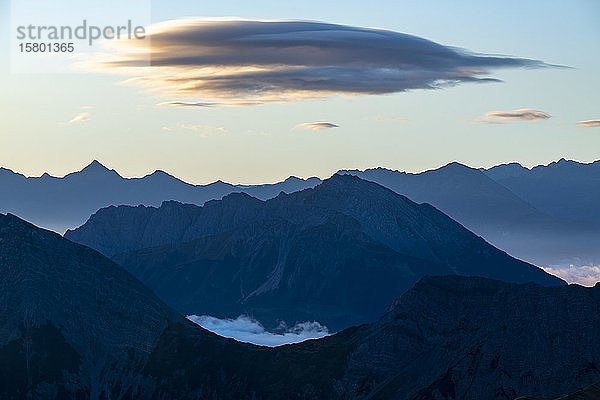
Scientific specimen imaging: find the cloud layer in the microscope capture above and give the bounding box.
[187,314,330,346]
[89,19,550,105]
[295,122,339,131]
[542,264,600,287]
[479,108,551,123]
[577,119,600,128]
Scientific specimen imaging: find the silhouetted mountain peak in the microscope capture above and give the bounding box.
[435,161,479,175]
[147,169,175,179]
[82,159,108,171]
[212,179,228,185]
[325,172,378,187]
[283,176,303,183]
[76,160,121,178]
[315,174,399,199]
[219,191,261,204]
[279,175,320,185]
[549,158,582,169]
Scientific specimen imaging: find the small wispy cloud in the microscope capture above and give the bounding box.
[187,314,330,346]
[158,101,216,108]
[576,119,600,128]
[67,112,91,125]
[542,264,600,287]
[479,108,550,123]
[162,123,227,138]
[295,122,339,131]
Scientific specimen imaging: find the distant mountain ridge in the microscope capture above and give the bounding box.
[1,214,598,399]
[66,174,563,330]
[0,160,320,233]
[340,159,600,267]
[2,158,598,267]
[484,158,600,224]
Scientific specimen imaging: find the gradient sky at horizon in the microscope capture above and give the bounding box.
[0,0,599,184]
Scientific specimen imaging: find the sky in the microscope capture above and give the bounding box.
[0,0,599,184]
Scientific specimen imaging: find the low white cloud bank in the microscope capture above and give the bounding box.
[542,264,600,287]
[187,314,330,346]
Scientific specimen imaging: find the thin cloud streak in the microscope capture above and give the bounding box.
[577,119,600,128]
[158,101,216,108]
[85,19,553,105]
[295,122,339,131]
[67,112,91,125]
[479,108,550,123]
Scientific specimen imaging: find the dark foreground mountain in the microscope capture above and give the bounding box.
[1,214,598,399]
[0,212,356,399]
[66,175,563,330]
[0,160,319,233]
[549,383,600,400]
[0,212,217,398]
[341,160,600,266]
[149,275,600,400]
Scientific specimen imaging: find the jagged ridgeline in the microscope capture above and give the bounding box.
[67,175,563,331]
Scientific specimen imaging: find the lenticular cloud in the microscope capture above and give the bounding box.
[86,19,551,105]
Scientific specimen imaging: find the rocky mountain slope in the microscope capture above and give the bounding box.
[142,276,600,399]
[66,175,563,330]
[341,160,600,266]
[1,213,597,399]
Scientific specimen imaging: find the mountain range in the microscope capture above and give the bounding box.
[2,159,598,267]
[2,212,599,399]
[65,174,563,330]
[485,158,600,224]
[0,160,320,234]
[340,159,600,266]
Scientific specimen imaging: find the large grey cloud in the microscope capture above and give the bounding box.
[91,19,553,105]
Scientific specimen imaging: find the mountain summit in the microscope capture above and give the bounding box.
[342,160,600,266]
[67,175,563,330]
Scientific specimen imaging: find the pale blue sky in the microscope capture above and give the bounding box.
[1,0,599,184]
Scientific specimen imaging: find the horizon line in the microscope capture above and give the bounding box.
[1,157,598,187]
